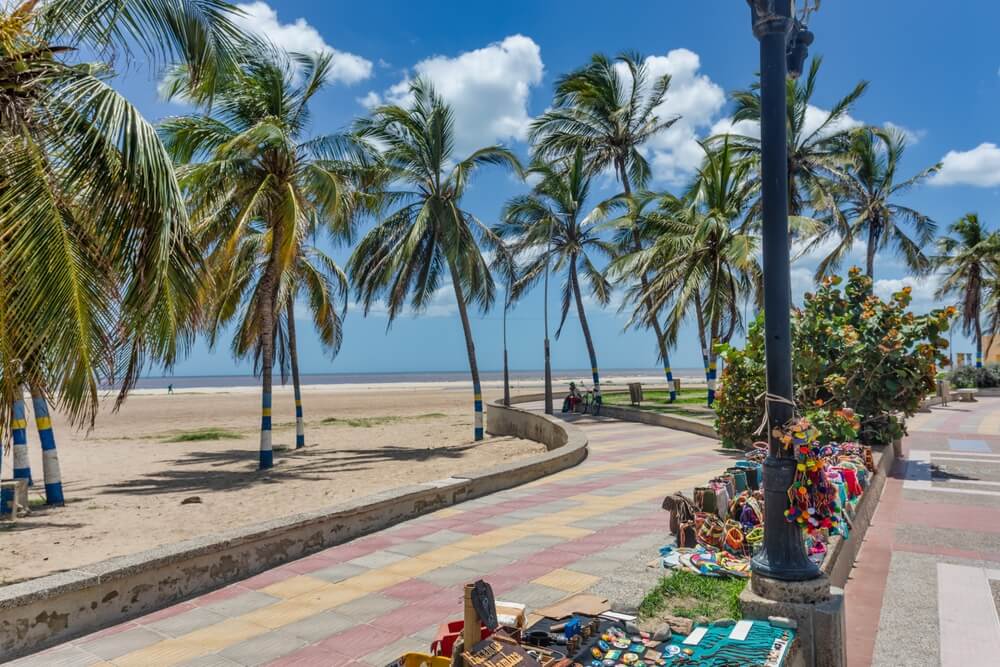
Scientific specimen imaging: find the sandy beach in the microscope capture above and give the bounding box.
[0,372,703,585]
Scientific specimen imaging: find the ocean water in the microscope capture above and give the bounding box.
[127,368,709,390]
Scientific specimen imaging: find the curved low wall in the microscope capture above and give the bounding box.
[0,403,588,660]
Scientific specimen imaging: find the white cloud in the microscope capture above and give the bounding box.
[357,91,381,109]
[873,273,947,313]
[368,284,457,319]
[368,35,544,154]
[883,122,926,146]
[621,49,726,185]
[931,143,1000,187]
[235,2,373,84]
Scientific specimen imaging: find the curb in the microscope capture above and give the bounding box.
[0,401,588,660]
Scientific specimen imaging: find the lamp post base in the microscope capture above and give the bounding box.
[752,455,822,581]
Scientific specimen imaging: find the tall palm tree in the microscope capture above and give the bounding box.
[812,127,939,279]
[935,214,1000,369]
[726,57,867,219]
[616,140,761,405]
[161,50,368,469]
[0,0,240,502]
[607,192,679,401]
[530,52,680,390]
[496,150,616,394]
[349,80,521,441]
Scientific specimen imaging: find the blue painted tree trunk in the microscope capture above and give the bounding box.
[11,398,32,485]
[30,392,64,505]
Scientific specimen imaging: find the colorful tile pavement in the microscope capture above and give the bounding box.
[846,398,1000,667]
[10,407,735,666]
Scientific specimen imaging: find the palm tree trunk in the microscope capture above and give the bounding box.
[29,385,64,505]
[569,257,600,392]
[866,224,879,278]
[448,259,484,441]
[287,299,305,448]
[617,159,676,401]
[694,292,711,405]
[976,313,984,369]
[11,394,32,486]
[257,224,284,470]
[707,313,719,407]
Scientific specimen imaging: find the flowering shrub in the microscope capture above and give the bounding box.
[948,363,1000,389]
[715,269,953,448]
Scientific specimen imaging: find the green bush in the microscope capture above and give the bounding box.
[715,269,952,448]
[948,363,1000,389]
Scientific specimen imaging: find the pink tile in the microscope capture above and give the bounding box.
[451,521,497,535]
[194,585,249,605]
[77,621,138,642]
[240,568,297,590]
[370,603,448,636]
[522,548,579,568]
[266,643,353,666]
[283,555,340,575]
[382,578,446,601]
[314,624,403,659]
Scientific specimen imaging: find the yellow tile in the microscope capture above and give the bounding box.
[382,557,441,577]
[418,546,481,565]
[339,569,411,592]
[528,524,592,539]
[113,640,199,667]
[452,531,520,551]
[183,618,270,650]
[531,568,602,593]
[258,574,328,599]
[241,598,326,629]
[430,507,463,518]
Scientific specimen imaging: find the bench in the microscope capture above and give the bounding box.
[955,388,979,403]
[0,479,28,521]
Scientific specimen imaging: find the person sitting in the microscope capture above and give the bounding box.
[564,382,582,413]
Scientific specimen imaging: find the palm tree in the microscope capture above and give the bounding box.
[530,52,680,390]
[607,192,680,401]
[812,127,939,279]
[617,140,761,405]
[726,57,867,219]
[162,50,369,469]
[935,214,1000,369]
[496,150,616,395]
[349,80,521,441]
[0,0,240,502]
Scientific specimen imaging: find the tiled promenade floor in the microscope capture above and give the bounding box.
[846,398,1000,667]
[13,407,734,666]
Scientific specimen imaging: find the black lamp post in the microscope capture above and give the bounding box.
[503,283,511,407]
[746,0,820,582]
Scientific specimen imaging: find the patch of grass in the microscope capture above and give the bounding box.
[320,413,446,428]
[639,570,746,621]
[162,428,244,443]
[606,388,711,407]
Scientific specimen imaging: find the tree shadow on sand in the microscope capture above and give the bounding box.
[98,440,502,497]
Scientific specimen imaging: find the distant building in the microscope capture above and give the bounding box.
[982,335,1000,365]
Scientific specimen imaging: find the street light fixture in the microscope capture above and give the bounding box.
[746,0,821,581]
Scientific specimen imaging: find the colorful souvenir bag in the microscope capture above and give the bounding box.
[693,486,718,514]
[662,492,698,547]
[726,467,749,492]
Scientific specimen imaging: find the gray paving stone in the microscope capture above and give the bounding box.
[145,606,228,637]
[502,583,568,608]
[489,541,543,560]
[511,534,565,549]
[347,550,410,569]
[570,556,629,576]
[418,564,484,587]
[411,623,445,642]
[482,515,524,527]
[8,645,103,667]
[362,636,428,665]
[311,562,369,584]
[201,590,281,618]
[421,529,468,545]
[77,626,165,660]
[453,553,515,573]
[385,539,441,557]
[279,610,357,642]
[178,655,244,667]
[218,630,307,666]
[333,593,404,622]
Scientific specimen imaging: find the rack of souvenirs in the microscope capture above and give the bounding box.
[388,581,797,667]
[660,419,877,578]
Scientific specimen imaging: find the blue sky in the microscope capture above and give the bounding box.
[117,0,1000,377]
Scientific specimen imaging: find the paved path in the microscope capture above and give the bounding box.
[846,398,1000,667]
[14,407,735,666]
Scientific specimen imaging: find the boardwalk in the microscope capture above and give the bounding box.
[846,397,1000,667]
[14,408,734,666]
